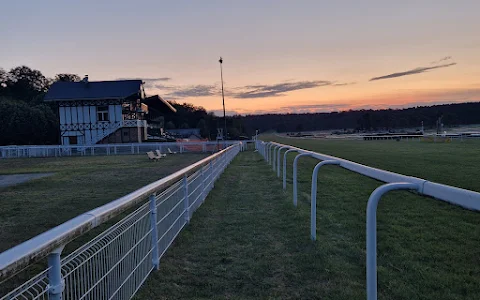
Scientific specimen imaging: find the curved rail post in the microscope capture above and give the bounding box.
[283,149,298,190]
[366,182,421,300]
[270,143,277,166]
[265,142,270,162]
[277,146,290,177]
[267,143,274,164]
[264,142,269,161]
[263,142,267,159]
[293,152,313,207]
[271,144,277,170]
[310,160,341,241]
[272,145,281,171]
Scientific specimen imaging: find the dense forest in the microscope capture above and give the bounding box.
[241,102,480,134]
[1,65,479,145]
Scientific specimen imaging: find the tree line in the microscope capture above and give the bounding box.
[240,102,480,134]
[0,66,79,145]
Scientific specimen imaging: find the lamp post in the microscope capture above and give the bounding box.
[219,57,227,140]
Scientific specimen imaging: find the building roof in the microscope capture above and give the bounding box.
[44,80,143,101]
[142,95,177,113]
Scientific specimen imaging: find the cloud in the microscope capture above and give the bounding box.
[166,84,218,98]
[431,56,452,64]
[146,79,353,100]
[369,62,457,81]
[233,80,333,99]
[117,77,172,88]
[332,82,356,86]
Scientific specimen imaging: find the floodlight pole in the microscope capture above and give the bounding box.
[219,57,227,140]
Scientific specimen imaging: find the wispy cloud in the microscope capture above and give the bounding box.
[147,79,353,100]
[166,85,218,98]
[332,82,356,87]
[370,62,457,81]
[117,77,172,89]
[430,56,452,64]
[232,81,333,99]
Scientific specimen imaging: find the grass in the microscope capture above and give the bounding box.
[134,143,480,299]
[266,134,480,192]
[2,139,479,299]
[0,154,207,253]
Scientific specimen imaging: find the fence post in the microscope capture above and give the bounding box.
[310,160,340,241]
[47,247,65,300]
[272,145,279,171]
[277,146,288,178]
[210,160,214,189]
[293,153,311,207]
[366,182,420,300]
[283,149,297,190]
[131,144,134,154]
[201,165,206,202]
[266,143,270,163]
[270,144,275,165]
[265,142,270,163]
[202,143,206,153]
[114,145,117,155]
[149,194,160,270]
[183,174,190,224]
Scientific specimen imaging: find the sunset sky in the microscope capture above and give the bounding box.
[2,1,479,115]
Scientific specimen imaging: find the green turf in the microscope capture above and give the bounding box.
[264,135,480,192]
[0,154,207,253]
[135,148,479,300]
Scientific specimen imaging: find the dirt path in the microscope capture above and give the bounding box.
[0,173,54,188]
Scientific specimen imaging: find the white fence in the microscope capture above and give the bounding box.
[0,144,243,299]
[0,141,249,159]
[256,140,480,300]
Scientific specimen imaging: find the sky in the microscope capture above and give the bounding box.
[1,0,480,115]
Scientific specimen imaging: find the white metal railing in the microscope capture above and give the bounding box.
[0,143,245,299]
[0,141,251,159]
[255,140,480,300]
[121,120,147,128]
[86,120,147,145]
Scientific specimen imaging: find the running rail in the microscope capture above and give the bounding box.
[256,140,480,300]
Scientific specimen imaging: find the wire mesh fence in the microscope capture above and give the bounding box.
[0,144,241,300]
[0,141,246,159]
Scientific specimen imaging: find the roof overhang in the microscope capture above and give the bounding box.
[142,95,177,113]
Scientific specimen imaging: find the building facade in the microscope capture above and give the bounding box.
[44,77,175,145]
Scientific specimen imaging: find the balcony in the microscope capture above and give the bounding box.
[121,120,147,128]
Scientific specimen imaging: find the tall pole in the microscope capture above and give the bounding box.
[219,57,227,140]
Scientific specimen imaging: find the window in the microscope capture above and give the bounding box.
[68,136,78,145]
[97,106,109,122]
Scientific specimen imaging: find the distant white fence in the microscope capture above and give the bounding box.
[0,143,244,299]
[0,141,252,159]
[257,140,480,300]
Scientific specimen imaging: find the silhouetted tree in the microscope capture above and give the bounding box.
[55,73,81,82]
[2,66,49,103]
